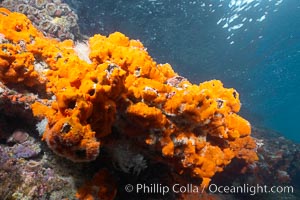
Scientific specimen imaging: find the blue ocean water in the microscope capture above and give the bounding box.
[68,0,300,142]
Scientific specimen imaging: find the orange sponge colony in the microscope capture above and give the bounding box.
[0,8,258,187]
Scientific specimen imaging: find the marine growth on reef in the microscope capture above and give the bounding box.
[0,0,80,41]
[0,8,258,198]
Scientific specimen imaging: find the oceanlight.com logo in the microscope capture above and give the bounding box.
[124,183,294,196]
[208,184,294,196]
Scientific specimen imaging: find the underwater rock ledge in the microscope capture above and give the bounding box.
[0,7,298,200]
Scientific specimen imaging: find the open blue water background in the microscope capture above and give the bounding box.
[68,0,300,142]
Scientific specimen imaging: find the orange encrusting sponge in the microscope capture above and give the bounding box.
[0,8,258,190]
